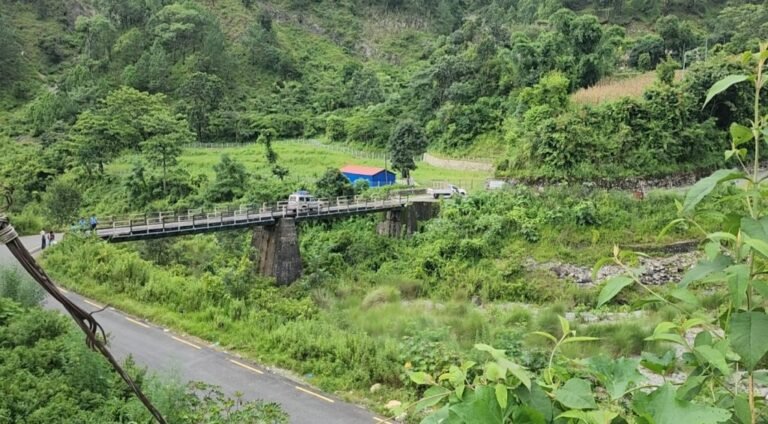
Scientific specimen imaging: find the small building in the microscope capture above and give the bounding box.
[340,165,396,187]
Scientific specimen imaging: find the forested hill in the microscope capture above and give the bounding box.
[1,0,767,187]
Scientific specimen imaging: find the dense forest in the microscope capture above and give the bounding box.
[2,0,768,223]
[2,0,768,422]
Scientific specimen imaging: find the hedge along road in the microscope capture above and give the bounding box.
[0,234,389,424]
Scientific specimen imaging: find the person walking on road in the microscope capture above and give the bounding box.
[90,215,98,232]
[40,230,47,250]
[47,231,56,246]
[79,217,86,232]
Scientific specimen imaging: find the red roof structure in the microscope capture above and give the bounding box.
[339,165,387,176]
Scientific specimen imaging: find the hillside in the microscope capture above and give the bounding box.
[1,0,767,218]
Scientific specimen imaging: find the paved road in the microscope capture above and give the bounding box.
[1,235,389,424]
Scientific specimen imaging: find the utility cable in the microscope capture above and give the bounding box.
[0,215,167,424]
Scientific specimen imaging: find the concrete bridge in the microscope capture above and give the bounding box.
[94,193,437,284]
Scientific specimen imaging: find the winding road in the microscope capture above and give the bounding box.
[1,235,390,424]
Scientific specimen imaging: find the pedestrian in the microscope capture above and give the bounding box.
[40,230,47,250]
[90,215,98,231]
[79,217,86,231]
[48,231,55,246]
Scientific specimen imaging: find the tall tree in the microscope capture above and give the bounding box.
[178,72,223,142]
[43,179,82,226]
[208,154,249,202]
[388,120,428,180]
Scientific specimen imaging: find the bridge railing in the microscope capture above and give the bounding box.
[94,192,414,235]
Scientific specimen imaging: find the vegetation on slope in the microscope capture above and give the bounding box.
[0,268,288,423]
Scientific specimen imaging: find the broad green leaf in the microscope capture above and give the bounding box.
[742,234,768,258]
[682,169,744,215]
[694,345,731,375]
[633,384,731,424]
[495,383,508,409]
[420,404,449,424]
[554,378,597,410]
[449,386,503,424]
[557,410,618,424]
[515,384,553,422]
[641,351,676,374]
[676,375,706,401]
[669,287,700,306]
[414,385,450,413]
[727,311,768,370]
[679,254,732,288]
[730,123,753,147]
[558,315,571,335]
[474,343,505,359]
[734,394,750,424]
[597,275,634,307]
[497,357,532,390]
[455,384,465,399]
[725,264,750,308]
[485,362,505,381]
[754,280,768,298]
[586,356,645,400]
[740,216,768,241]
[653,321,678,335]
[682,318,707,330]
[645,332,686,345]
[704,74,749,107]
[409,371,435,385]
[510,406,546,424]
[707,231,738,243]
[531,331,558,343]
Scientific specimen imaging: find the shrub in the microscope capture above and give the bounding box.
[361,286,401,309]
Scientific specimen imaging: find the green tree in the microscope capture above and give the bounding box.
[0,17,25,86]
[75,14,117,62]
[209,154,249,202]
[43,179,81,226]
[629,35,665,69]
[315,168,354,198]
[141,129,191,194]
[179,72,223,142]
[388,120,428,180]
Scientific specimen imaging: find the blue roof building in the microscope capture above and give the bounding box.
[340,165,396,187]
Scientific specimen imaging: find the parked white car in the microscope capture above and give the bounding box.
[287,191,321,212]
[427,184,467,199]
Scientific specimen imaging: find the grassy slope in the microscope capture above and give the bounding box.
[108,141,492,186]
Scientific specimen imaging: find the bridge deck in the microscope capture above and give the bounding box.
[95,196,422,242]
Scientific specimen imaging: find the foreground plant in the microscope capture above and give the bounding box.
[401,43,768,424]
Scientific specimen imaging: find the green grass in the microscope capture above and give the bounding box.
[108,141,493,189]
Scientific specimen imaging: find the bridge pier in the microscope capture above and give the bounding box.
[251,218,302,285]
[377,202,439,237]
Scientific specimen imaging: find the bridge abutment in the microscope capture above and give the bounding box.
[251,218,302,285]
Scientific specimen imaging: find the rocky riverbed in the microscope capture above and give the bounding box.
[529,251,700,286]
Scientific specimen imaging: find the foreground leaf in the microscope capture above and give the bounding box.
[682,169,744,215]
[728,311,768,370]
[586,357,645,400]
[704,74,749,107]
[633,384,731,424]
[554,378,597,410]
[597,276,634,307]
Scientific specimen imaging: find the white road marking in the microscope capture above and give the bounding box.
[229,359,264,375]
[125,316,150,329]
[295,386,335,403]
[171,335,202,350]
[83,299,103,308]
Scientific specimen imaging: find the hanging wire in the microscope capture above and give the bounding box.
[0,214,168,424]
